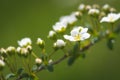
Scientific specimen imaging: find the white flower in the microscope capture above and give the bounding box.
[18,38,32,47]
[35,58,42,64]
[20,48,29,55]
[78,4,85,11]
[54,39,66,48]
[60,13,77,25]
[85,5,92,10]
[0,48,6,54]
[64,26,90,41]
[48,59,53,64]
[0,59,5,67]
[53,22,67,32]
[6,46,16,53]
[48,30,56,38]
[36,38,45,47]
[16,47,21,53]
[100,13,120,23]
[88,8,100,15]
[102,4,110,10]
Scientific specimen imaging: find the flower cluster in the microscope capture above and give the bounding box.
[0,3,120,80]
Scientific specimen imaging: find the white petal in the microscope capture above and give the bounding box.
[80,28,88,34]
[64,35,75,41]
[70,28,79,37]
[81,33,90,41]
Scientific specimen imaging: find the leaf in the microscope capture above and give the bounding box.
[107,39,114,50]
[68,56,76,66]
[17,68,24,75]
[68,42,81,66]
[6,73,15,80]
[32,65,38,72]
[47,64,54,72]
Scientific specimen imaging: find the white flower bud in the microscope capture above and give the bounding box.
[16,47,21,53]
[0,60,5,68]
[88,8,100,15]
[78,4,85,11]
[48,59,53,64]
[48,30,56,39]
[0,48,6,54]
[6,46,16,54]
[20,48,29,56]
[18,38,32,47]
[102,4,110,11]
[92,4,100,9]
[85,5,92,11]
[26,45,32,52]
[54,39,66,49]
[37,38,45,48]
[35,58,42,65]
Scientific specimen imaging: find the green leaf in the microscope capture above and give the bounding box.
[32,65,38,72]
[68,56,76,66]
[107,38,114,50]
[47,64,54,72]
[68,42,81,66]
[17,68,24,75]
[6,73,15,80]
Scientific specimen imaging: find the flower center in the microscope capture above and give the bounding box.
[74,34,81,41]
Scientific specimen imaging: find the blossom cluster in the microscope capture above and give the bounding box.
[0,3,120,80]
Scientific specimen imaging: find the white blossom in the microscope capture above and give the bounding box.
[36,38,44,46]
[78,4,85,11]
[100,13,120,23]
[18,38,32,47]
[48,30,56,38]
[102,4,110,10]
[64,26,90,41]
[35,58,42,64]
[16,47,21,53]
[53,22,67,32]
[6,46,15,53]
[0,59,5,67]
[60,13,77,25]
[88,8,100,15]
[0,48,6,54]
[53,13,77,33]
[54,39,66,48]
[20,48,29,55]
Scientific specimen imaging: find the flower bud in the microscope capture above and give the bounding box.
[85,5,92,11]
[102,4,110,11]
[92,4,100,9]
[53,39,66,50]
[109,8,116,12]
[74,11,83,19]
[37,38,45,49]
[35,58,42,65]
[78,4,85,12]
[48,59,53,64]
[16,47,21,53]
[0,48,7,54]
[18,38,32,47]
[6,46,16,55]
[26,45,32,53]
[48,30,56,40]
[88,8,100,17]
[0,59,5,70]
[20,48,29,56]
[0,48,7,57]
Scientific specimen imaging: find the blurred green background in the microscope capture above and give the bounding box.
[0,0,120,80]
